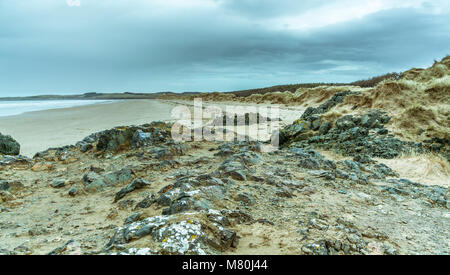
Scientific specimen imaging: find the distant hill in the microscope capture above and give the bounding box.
[0,91,199,101]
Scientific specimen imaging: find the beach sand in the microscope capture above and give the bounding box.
[0,100,176,157]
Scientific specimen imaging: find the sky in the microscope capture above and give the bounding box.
[0,0,449,96]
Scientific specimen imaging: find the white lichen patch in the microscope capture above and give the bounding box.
[155,220,206,255]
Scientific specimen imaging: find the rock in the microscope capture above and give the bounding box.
[0,133,20,155]
[227,170,247,181]
[68,188,78,197]
[79,143,93,153]
[301,91,356,121]
[31,162,53,172]
[107,212,239,255]
[302,241,328,255]
[114,178,150,202]
[214,144,235,157]
[285,110,411,159]
[124,213,143,224]
[383,244,398,255]
[0,190,15,203]
[131,130,153,148]
[318,122,332,135]
[0,180,24,193]
[235,193,255,205]
[111,247,156,255]
[82,171,107,192]
[83,167,135,193]
[106,215,171,246]
[336,115,356,130]
[96,127,137,152]
[0,181,9,191]
[50,179,66,189]
[104,167,134,186]
[150,147,173,160]
[14,244,33,255]
[292,148,336,171]
[0,155,31,166]
[48,240,82,255]
[0,247,16,255]
[135,193,156,209]
[275,187,294,198]
[96,124,170,152]
[162,196,195,215]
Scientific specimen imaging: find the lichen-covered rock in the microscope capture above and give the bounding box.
[0,133,20,156]
[106,212,239,255]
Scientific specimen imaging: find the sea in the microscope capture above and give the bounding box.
[0,100,113,117]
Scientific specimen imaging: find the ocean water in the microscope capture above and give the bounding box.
[0,100,113,117]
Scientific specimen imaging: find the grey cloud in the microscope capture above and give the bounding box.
[0,1,449,95]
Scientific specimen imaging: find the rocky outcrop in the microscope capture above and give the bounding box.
[281,109,424,159]
[0,133,20,156]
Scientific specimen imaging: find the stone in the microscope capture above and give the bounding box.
[103,167,134,186]
[31,162,53,172]
[83,171,107,192]
[135,193,156,209]
[48,240,82,255]
[50,179,66,189]
[114,178,150,202]
[68,188,78,197]
[235,193,255,205]
[124,213,143,224]
[0,180,24,193]
[226,170,247,181]
[0,155,31,166]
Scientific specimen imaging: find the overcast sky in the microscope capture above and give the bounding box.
[0,0,449,96]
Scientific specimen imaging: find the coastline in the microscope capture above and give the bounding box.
[0,98,447,187]
[0,99,116,118]
[0,100,176,157]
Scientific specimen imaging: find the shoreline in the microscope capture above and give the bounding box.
[0,98,307,157]
[0,100,177,157]
[0,99,117,118]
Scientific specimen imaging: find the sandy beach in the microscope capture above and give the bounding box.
[0,99,305,157]
[0,100,177,157]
